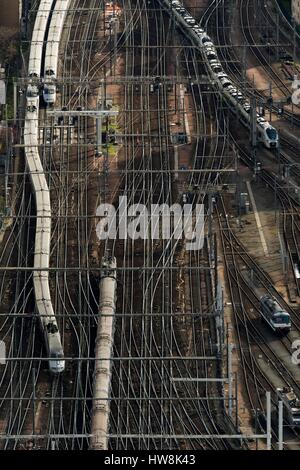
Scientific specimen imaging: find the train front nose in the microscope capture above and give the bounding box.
[49,359,65,373]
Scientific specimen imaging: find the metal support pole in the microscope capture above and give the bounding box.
[276,13,279,62]
[4,102,9,208]
[293,18,296,64]
[242,45,246,84]
[112,18,119,76]
[228,343,233,417]
[250,97,257,150]
[269,82,272,122]
[275,145,280,222]
[255,409,259,450]
[208,192,213,263]
[216,279,224,352]
[226,112,229,156]
[235,371,238,429]
[32,367,35,447]
[13,82,17,125]
[266,391,272,450]
[96,116,102,156]
[274,171,277,222]
[278,400,283,450]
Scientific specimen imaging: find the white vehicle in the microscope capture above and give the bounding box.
[243,101,251,112]
[220,77,232,88]
[45,323,65,373]
[43,0,70,104]
[236,93,244,102]
[205,48,217,60]
[276,387,300,427]
[162,0,280,148]
[260,295,291,332]
[258,123,278,148]
[210,62,222,73]
[185,17,196,26]
[28,0,53,78]
[193,26,204,35]
[217,72,228,79]
[229,88,239,97]
[26,84,39,115]
[204,44,216,52]
[24,0,67,373]
[43,83,56,104]
[226,85,235,93]
[257,117,267,124]
[201,36,212,45]
[203,41,214,49]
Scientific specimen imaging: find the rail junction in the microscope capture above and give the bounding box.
[1,0,300,451]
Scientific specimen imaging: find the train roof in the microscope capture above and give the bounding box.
[260,295,288,314]
[278,388,300,409]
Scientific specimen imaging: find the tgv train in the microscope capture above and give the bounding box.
[90,256,117,450]
[26,84,39,114]
[161,0,279,149]
[276,387,300,427]
[28,0,53,78]
[27,0,54,112]
[260,295,291,332]
[43,0,70,104]
[24,0,65,373]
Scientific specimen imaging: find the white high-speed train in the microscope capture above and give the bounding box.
[27,0,54,112]
[24,0,65,373]
[161,0,279,149]
[28,0,53,78]
[90,256,117,450]
[43,0,70,104]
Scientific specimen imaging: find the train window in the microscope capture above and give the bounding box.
[274,315,290,324]
[212,66,222,73]
[266,128,277,140]
[47,323,59,334]
[45,87,55,95]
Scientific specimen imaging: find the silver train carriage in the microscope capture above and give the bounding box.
[163,0,279,148]
[43,0,70,104]
[260,295,291,332]
[277,387,300,427]
[25,0,65,373]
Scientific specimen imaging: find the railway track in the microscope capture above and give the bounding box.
[201,0,300,301]
[217,195,300,448]
[202,0,300,131]
[99,0,239,450]
[3,0,300,451]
